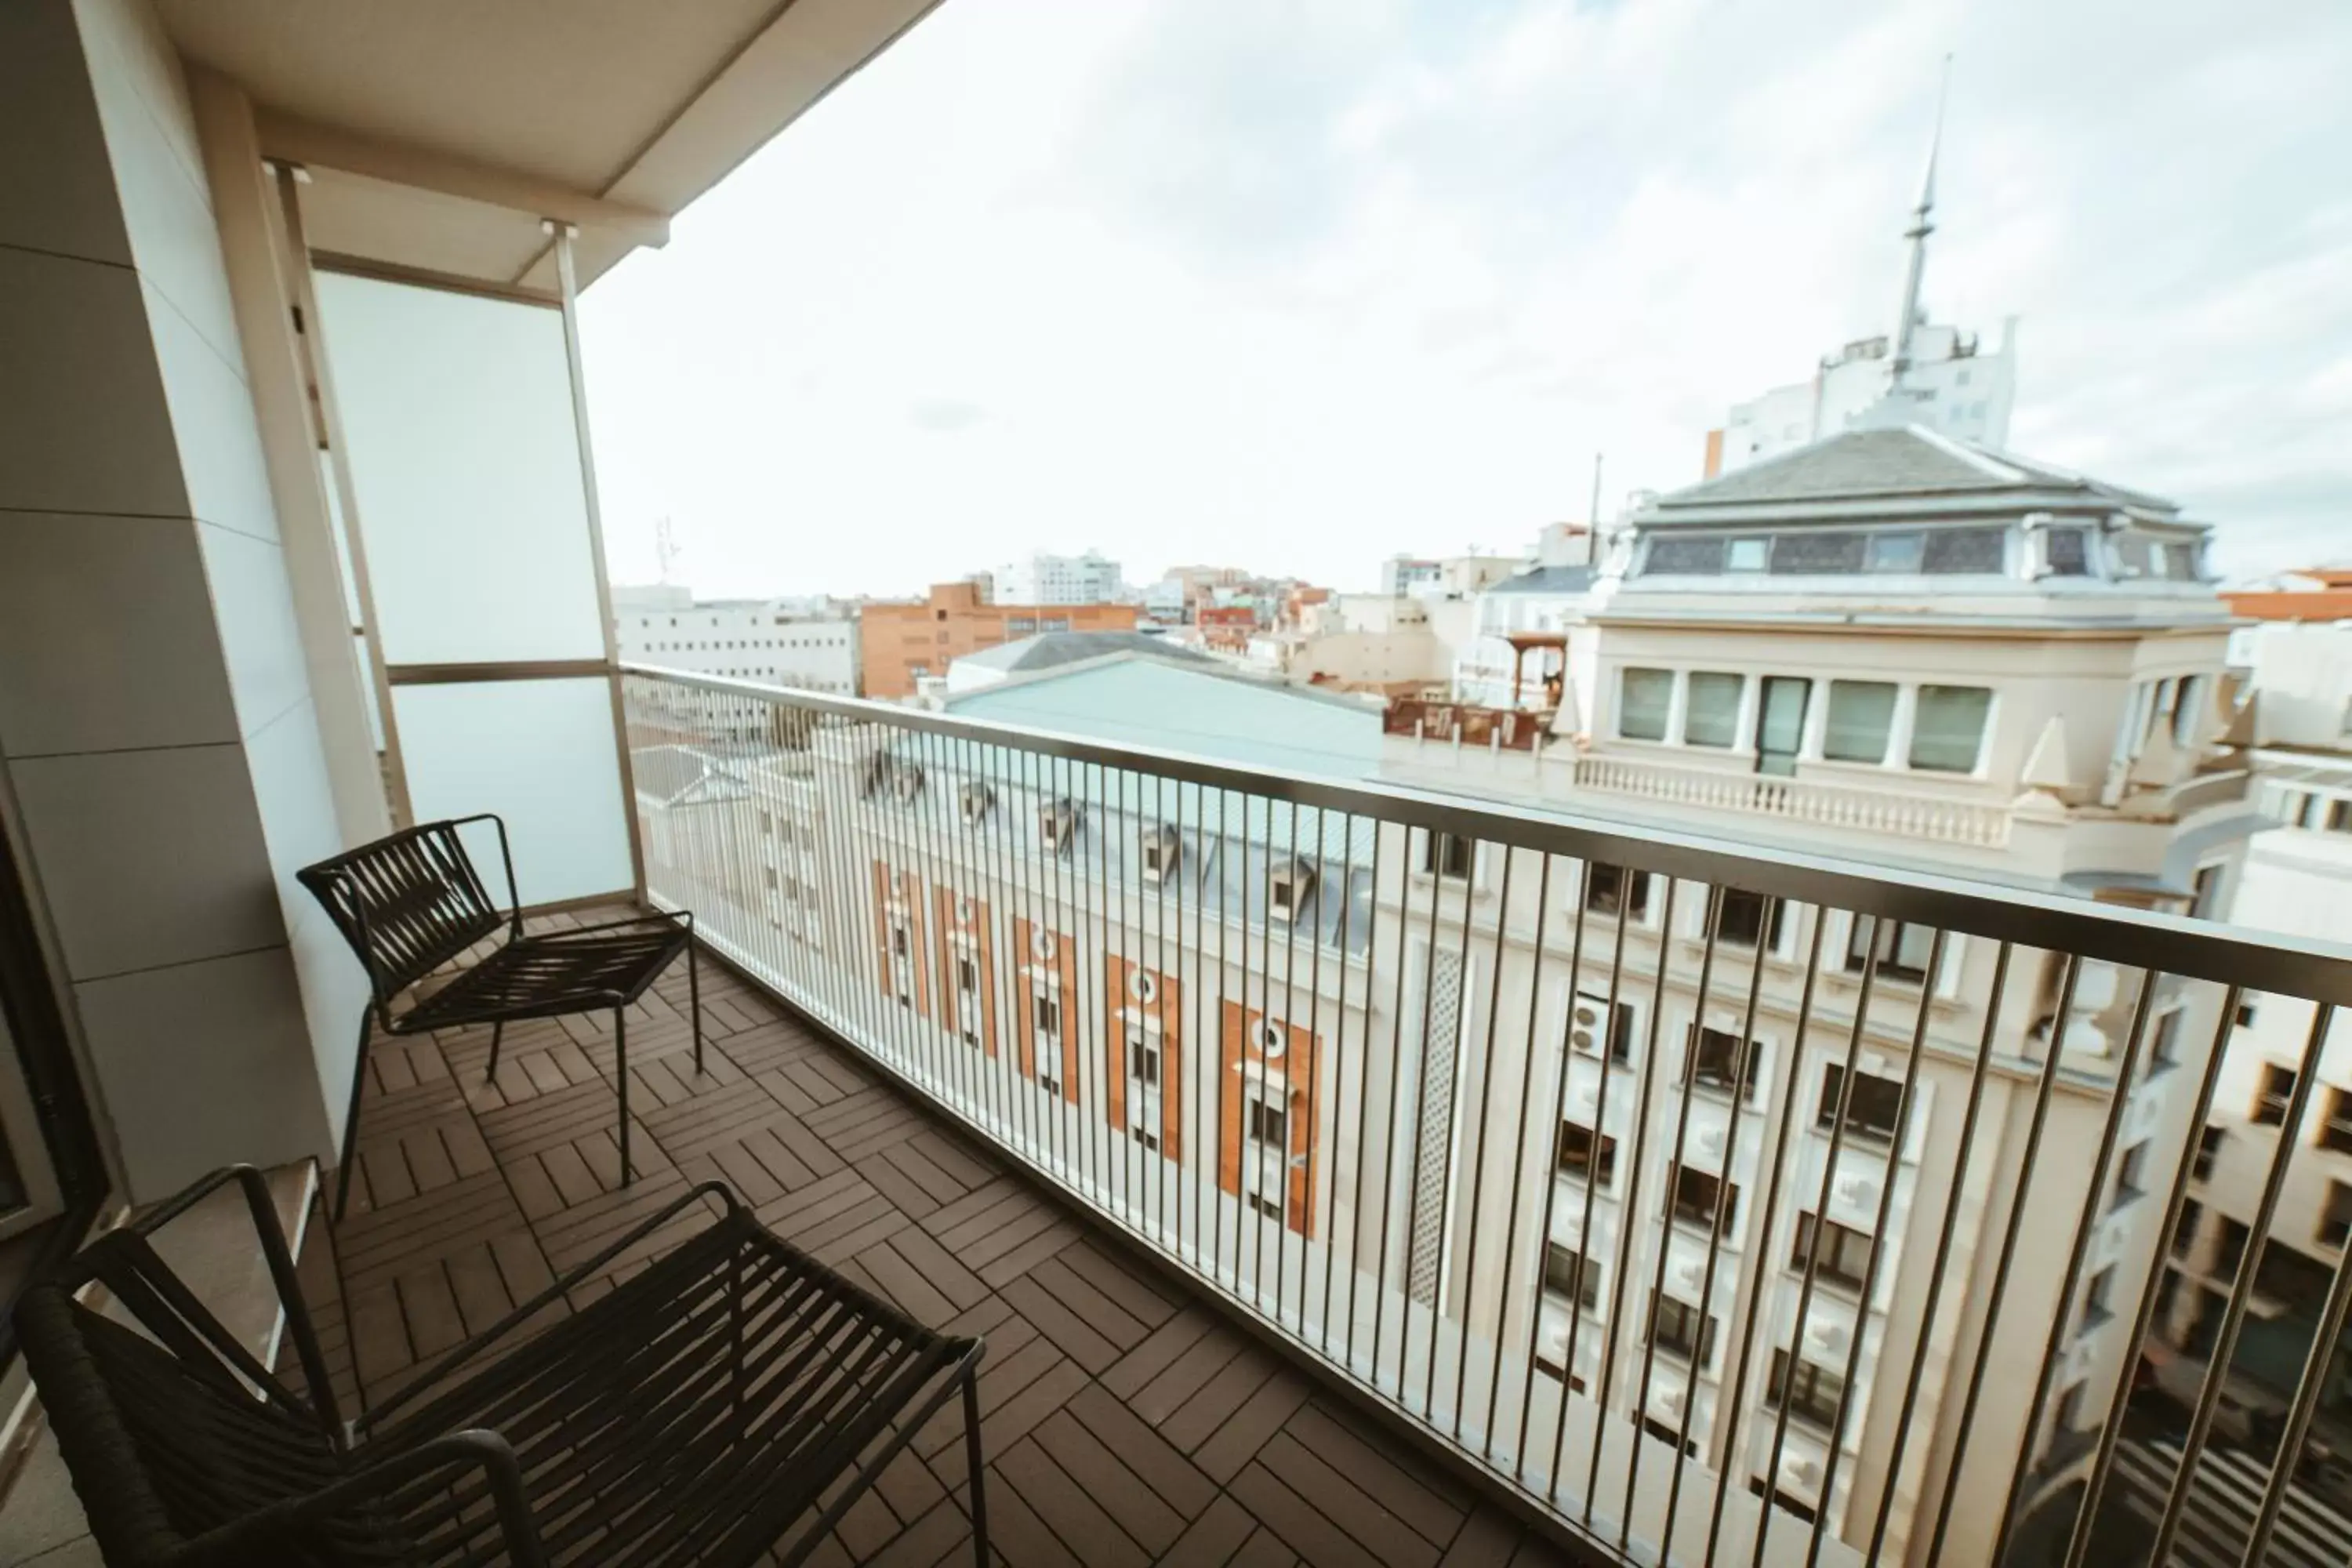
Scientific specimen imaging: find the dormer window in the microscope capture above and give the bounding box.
[1142,824,1180,882]
[1269,857,1316,922]
[1040,798,1080,855]
[960,782,993,827]
[892,761,924,802]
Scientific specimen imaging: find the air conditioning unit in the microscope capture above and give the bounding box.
[1805,1321,1850,1356]
[1570,990,1631,1057]
[1142,823,1179,882]
[1268,857,1316,924]
[1657,1387,1684,1415]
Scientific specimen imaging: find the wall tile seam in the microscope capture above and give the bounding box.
[68,938,293,989]
[136,268,252,397]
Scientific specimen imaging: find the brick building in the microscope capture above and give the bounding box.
[858,582,1138,699]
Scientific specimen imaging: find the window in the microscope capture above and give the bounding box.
[1683,672,1744,747]
[1424,832,1474,880]
[2192,1125,2224,1181]
[1922,528,2005,573]
[2322,1088,2352,1155]
[1819,1064,1904,1143]
[2043,527,2090,575]
[2114,1143,2150,1208]
[957,956,980,995]
[1823,681,1897,763]
[1269,858,1315,921]
[1649,1293,1718,1365]
[1585,863,1651,922]
[1669,1165,1738,1231]
[759,808,775,837]
[2149,1010,2184,1076]
[2162,542,2203,581]
[1766,1349,1846,1429]
[1867,532,1926,573]
[2215,1217,2250,1276]
[1246,1095,1287,1149]
[1769,532,1867,574]
[1557,1123,1617,1186]
[1142,824,1179,881]
[1726,536,1769,572]
[1713,889,1784,951]
[1688,1027,1762,1101]
[1247,1192,1284,1221]
[763,866,779,892]
[2323,1183,2352,1250]
[1909,686,1992,772]
[2173,1200,2202,1259]
[1544,1243,1601,1311]
[1620,668,1673,741]
[1846,917,1936,983]
[1130,1033,1162,1088]
[1033,994,1061,1037]
[1647,536,1726,574]
[2253,1063,2297,1127]
[1793,1213,1873,1292]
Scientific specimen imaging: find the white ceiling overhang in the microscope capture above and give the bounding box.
[159,0,946,290]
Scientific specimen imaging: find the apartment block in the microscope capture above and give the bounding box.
[612,584,858,695]
[857,582,1138,700]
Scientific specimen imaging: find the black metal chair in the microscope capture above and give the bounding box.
[14,1166,989,1567]
[298,814,702,1220]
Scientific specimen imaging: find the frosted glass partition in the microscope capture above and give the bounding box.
[311,271,605,666]
[390,680,631,906]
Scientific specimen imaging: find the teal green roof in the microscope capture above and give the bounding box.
[946,659,1382,782]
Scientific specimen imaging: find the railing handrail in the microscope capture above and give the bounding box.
[621,662,2352,1004]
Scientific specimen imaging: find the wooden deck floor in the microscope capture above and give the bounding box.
[302,909,1575,1568]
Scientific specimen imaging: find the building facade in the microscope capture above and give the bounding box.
[989,549,1124,606]
[858,581,1138,700]
[1369,423,2252,1562]
[612,584,859,694]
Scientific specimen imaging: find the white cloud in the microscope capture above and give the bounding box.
[579,0,2352,597]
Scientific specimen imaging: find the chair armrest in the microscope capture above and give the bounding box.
[358,1181,741,1435]
[115,1163,346,1445]
[448,812,525,935]
[180,1429,547,1568]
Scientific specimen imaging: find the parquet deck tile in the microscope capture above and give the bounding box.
[309,905,1582,1566]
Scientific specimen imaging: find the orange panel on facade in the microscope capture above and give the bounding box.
[1011,916,1081,1103]
[1106,955,1181,1161]
[1218,1000,1319,1238]
[869,862,929,1019]
[932,885,999,1058]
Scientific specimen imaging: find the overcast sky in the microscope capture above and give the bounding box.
[579,0,2350,600]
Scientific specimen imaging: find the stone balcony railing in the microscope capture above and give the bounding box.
[1566,752,2014,847]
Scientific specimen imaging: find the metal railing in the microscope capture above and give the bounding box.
[621,666,2352,1568]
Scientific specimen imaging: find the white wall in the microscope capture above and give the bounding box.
[0,0,351,1197]
[617,601,858,695]
[2242,622,2352,750]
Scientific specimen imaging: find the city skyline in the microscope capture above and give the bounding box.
[578,0,2352,602]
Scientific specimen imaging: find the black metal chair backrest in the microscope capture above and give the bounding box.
[298,819,510,1011]
[16,1229,352,1566]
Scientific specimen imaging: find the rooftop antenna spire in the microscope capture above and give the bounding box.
[1887,55,1951,394]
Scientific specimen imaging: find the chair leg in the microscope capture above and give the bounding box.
[615,1004,630,1186]
[688,934,704,1076]
[483,1020,506,1083]
[333,1011,373,1223]
[962,1368,989,1567]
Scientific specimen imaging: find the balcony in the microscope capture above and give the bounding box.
[1564,753,2014,848]
[1386,695,1554,752]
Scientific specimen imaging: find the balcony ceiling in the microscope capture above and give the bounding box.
[157,0,943,289]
